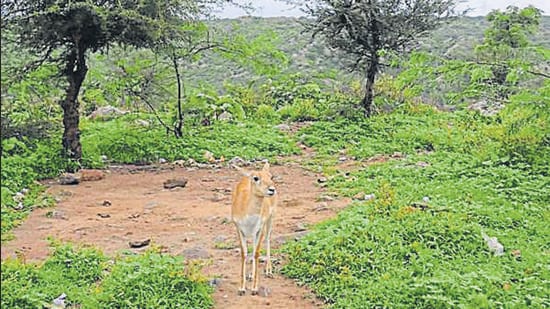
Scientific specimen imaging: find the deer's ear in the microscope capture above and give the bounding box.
[262,162,270,171]
[232,165,250,177]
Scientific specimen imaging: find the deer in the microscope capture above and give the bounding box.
[231,162,278,296]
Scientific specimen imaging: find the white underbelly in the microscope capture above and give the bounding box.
[235,214,263,239]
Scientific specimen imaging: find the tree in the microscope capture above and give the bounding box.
[475,5,544,98]
[302,0,461,116]
[150,17,287,138]
[1,0,234,167]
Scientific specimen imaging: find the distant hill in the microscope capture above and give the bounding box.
[184,16,550,87]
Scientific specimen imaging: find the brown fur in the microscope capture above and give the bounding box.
[231,162,277,295]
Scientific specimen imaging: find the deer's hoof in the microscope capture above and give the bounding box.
[251,289,258,296]
[238,289,246,296]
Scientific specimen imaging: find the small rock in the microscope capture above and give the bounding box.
[203,150,215,162]
[129,239,151,248]
[209,278,223,287]
[214,235,228,243]
[511,249,521,259]
[159,158,167,164]
[163,178,188,189]
[313,202,329,212]
[390,152,404,158]
[218,111,233,121]
[274,124,291,131]
[353,192,366,200]
[317,177,327,183]
[319,195,334,202]
[80,169,105,181]
[51,293,67,309]
[49,210,68,220]
[97,213,111,218]
[145,201,159,209]
[102,200,112,207]
[88,105,128,120]
[181,247,211,259]
[338,156,347,162]
[186,158,197,167]
[136,119,150,127]
[422,196,430,203]
[211,193,225,202]
[100,155,108,162]
[365,194,376,201]
[59,174,79,185]
[13,202,24,210]
[482,232,504,256]
[213,187,231,194]
[257,286,271,297]
[228,156,247,166]
[416,161,430,168]
[13,191,25,202]
[294,223,307,232]
[173,160,186,167]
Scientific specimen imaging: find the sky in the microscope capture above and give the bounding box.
[217,0,550,18]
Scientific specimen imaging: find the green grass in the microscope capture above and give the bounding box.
[81,115,300,166]
[282,108,549,308]
[1,243,212,308]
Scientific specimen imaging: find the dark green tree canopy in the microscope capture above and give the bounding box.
[0,0,242,165]
[304,0,460,69]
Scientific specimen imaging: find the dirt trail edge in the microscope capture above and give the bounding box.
[1,160,350,309]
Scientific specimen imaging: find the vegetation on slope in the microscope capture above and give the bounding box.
[282,102,549,308]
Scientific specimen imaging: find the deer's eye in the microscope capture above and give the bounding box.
[253,176,260,182]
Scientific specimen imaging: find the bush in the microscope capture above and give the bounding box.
[96,251,212,308]
[1,243,107,308]
[1,244,214,308]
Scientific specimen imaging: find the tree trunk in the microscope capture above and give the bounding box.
[362,59,378,117]
[61,45,88,167]
[361,2,380,118]
[172,51,184,138]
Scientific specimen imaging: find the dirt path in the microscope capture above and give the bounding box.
[1,159,349,308]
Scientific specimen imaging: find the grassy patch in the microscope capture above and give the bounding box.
[1,243,213,308]
[81,116,300,165]
[282,108,549,308]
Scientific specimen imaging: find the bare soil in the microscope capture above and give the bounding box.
[1,157,350,308]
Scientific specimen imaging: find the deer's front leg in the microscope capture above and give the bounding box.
[264,216,274,278]
[251,229,265,295]
[236,229,247,295]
